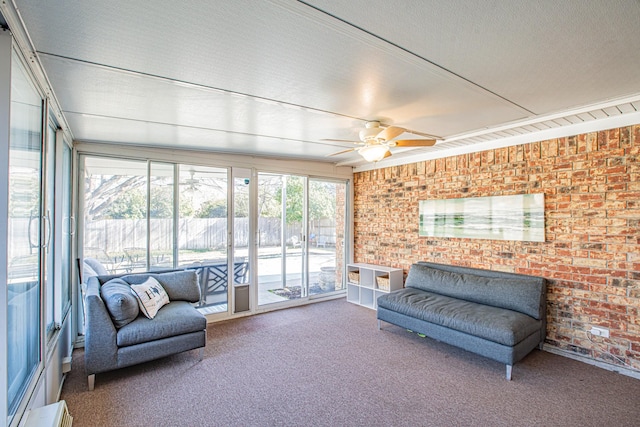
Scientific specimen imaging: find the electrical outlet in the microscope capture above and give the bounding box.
[590,326,610,338]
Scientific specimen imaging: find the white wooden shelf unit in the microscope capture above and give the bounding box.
[346,263,403,310]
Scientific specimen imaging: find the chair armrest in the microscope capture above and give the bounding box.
[84,278,118,374]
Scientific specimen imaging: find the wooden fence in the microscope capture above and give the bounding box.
[83,217,337,255]
[7,216,338,262]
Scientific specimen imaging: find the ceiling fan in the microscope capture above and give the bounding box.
[179,170,200,191]
[326,121,438,162]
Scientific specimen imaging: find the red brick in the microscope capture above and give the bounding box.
[354,123,640,369]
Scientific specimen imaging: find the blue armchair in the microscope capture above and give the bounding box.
[83,270,206,390]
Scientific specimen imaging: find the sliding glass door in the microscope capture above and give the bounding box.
[44,122,56,338]
[232,170,251,313]
[308,179,347,296]
[57,141,73,323]
[5,45,74,421]
[7,49,43,419]
[257,173,305,306]
[257,174,347,307]
[176,165,228,311]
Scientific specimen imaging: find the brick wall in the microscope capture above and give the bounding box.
[353,125,640,371]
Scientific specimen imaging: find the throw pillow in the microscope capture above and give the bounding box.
[130,277,170,319]
[100,278,140,328]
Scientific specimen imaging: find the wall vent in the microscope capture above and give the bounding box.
[24,401,73,427]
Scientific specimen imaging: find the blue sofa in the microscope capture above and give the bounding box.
[84,270,207,390]
[377,262,546,380]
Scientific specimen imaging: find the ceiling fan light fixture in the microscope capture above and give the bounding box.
[359,144,389,162]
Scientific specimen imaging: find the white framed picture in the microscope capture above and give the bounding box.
[419,194,545,242]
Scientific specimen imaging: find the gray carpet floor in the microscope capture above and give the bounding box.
[61,299,640,426]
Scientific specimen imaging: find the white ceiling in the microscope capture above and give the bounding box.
[7,0,640,170]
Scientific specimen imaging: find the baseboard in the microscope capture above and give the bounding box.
[543,345,640,380]
[73,335,85,349]
[205,292,347,323]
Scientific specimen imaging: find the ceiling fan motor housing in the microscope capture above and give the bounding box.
[359,121,383,142]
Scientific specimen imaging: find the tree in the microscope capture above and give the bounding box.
[273,177,336,224]
[258,175,282,218]
[283,176,304,224]
[195,199,227,218]
[84,175,146,220]
[309,181,336,221]
[104,188,146,219]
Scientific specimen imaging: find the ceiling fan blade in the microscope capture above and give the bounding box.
[405,129,440,138]
[383,150,393,159]
[321,138,360,143]
[376,126,406,141]
[327,148,356,156]
[393,139,437,147]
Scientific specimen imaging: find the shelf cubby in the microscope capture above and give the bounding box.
[345,263,403,310]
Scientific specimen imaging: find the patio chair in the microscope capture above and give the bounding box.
[189,261,250,305]
[316,236,328,248]
[123,247,147,272]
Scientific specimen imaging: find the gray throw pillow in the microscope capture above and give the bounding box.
[100,278,140,328]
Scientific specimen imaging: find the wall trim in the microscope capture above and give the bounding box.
[75,141,354,180]
[354,108,640,172]
[543,345,640,381]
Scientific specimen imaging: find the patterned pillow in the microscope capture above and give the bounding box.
[130,277,170,319]
[100,278,140,328]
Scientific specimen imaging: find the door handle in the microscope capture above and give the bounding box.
[42,210,52,250]
[28,209,39,253]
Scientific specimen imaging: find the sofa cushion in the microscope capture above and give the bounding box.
[84,257,109,277]
[130,277,170,319]
[116,301,206,347]
[100,278,140,328]
[377,288,542,346]
[405,263,544,319]
[120,270,200,303]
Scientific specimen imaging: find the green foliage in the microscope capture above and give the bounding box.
[271,176,336,224]
[196,199,227,218]
[93,170,338,223]
[284,176,304,224]
[103,186,178,219]
[104,189,146,219]
[179,197,194,218]
[149,187,173,218]
[194,197,250,218]
[309,181,336,221]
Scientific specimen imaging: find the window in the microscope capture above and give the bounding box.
[81,158,230,309]
[58,141,73,319]
[82,157,148,274]
[7,48,43,419]
[44,122,56,338]
[80,155,349,319]
[257,173,306,305]
[308,179,347,296]
[257,174,348,306]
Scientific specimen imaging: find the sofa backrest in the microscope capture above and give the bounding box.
[406,262,546,319]
[89,270,200,303]
[83,257,109,277]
